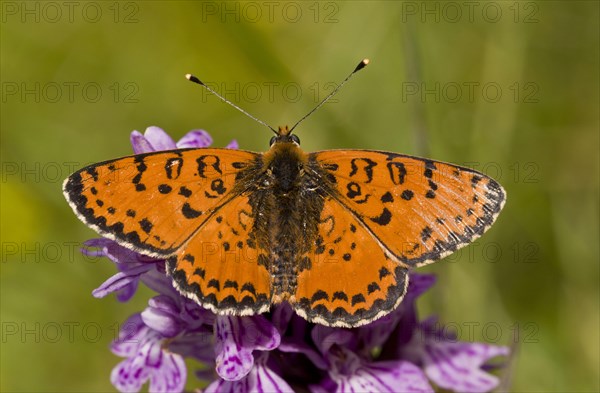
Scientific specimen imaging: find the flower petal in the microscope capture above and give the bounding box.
[130,130,156,154]
[111,356,149,393]
[139,268,179,299]
[82,238,152,265]
[360,273,438,352]
[111,314,146,358]
[177,129,213,148]
[405,273,437,301]
[423,340,509,393]
[214,315,280,381]
[243,314,280,351]
[333,360,433,393]
[148,351,187,393]
[225,139,239,149]
[205,360,293,393]
[214,316,255,381]
[144,126,178,151]
[169,331,215,364]
[116,280,139,302]
[271,303,294,333]
[141,295,183,337]
[111,318,187,393]
[92,263,153,298]
[278,340,328,370]
[312,325,355,355]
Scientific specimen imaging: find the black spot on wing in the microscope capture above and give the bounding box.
[370,208,392,226]
[211,179,227,195]
[424,160,437,170]
[346,182,361,199]
[351,294,366,306]
[311,290,329,304]
[241,282,256,296]
[379,267,390,279]
[158,184,172,194]
[332,291,348,302]
[193,268,205,279]
[139,218,153,234]
[224,280,239,290]
[349,158,376,182]
[165,157,183,180]
[322,163,338,171]
[182,203,202,219]
[401,190,414,200]
[197,155,222,178]
[381,191,394,203]
[387,162,407,185]
[420,226,433,242]
[87,167,99,182]
[179,186,192,197]
[207,279,220,291]
[132,157,147,188]
[367,282,381,294]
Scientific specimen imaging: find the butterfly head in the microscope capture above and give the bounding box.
[269,126,301,147]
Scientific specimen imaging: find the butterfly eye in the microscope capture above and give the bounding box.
[291,134,301,145]
[269,136,277,146]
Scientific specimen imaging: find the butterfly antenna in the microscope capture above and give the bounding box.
[289,58,370,133]
[185,74,278,135]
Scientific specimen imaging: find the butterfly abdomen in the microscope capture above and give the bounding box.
[255,142,329,302]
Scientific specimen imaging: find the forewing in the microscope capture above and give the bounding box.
[310,150,506,267]
[166,194,272,315]
[63,148,259,257]
[292,196,409,328]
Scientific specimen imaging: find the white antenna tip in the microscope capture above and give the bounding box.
[354,59,370,72]
[185,73,193,80]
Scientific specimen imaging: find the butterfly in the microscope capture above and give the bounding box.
[63,60,506,328]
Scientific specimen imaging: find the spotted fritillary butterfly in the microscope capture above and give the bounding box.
[64,60,506,327]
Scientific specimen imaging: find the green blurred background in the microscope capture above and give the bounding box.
[1,1,598,392]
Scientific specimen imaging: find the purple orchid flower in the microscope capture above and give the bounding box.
[77,127,510,393]
[110,313,187,393]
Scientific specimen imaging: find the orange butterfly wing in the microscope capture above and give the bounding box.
[64,148,273,313]
[63,148,259,257]
[309,150,506,267]
[292,195,408,327]
[166,194,272,314]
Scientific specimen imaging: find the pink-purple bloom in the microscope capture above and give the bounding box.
[80,126,509,392]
